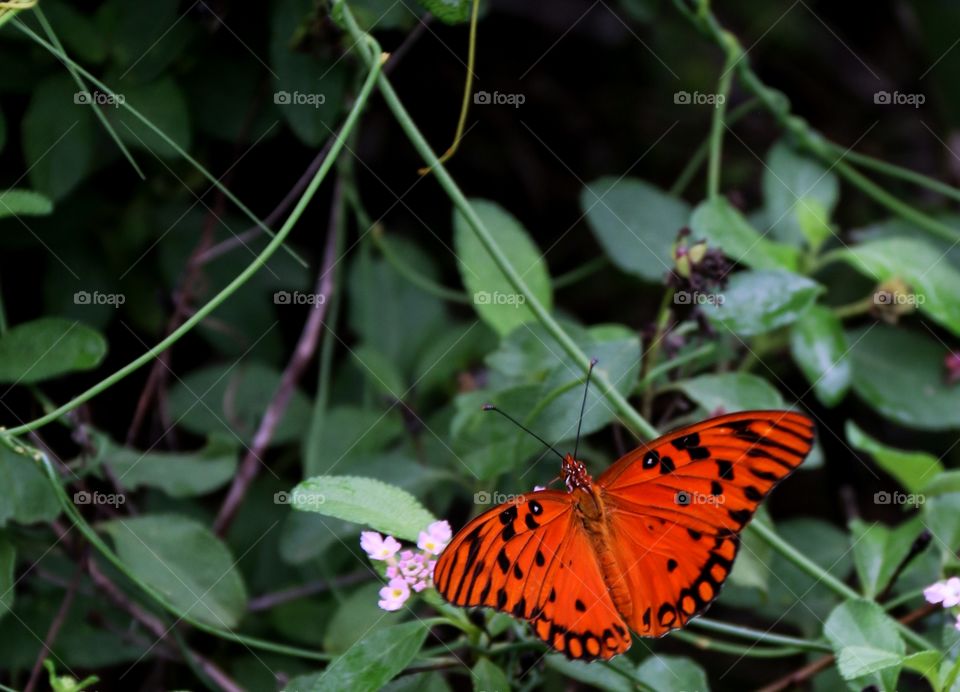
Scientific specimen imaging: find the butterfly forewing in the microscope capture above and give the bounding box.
[434,491,631,659]
[597,411,815,636]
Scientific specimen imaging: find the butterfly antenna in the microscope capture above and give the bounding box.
[482,404,565,462]
[574,358,598,460]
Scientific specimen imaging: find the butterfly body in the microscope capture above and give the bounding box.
[435,410,815,661]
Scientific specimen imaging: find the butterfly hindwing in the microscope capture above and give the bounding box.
[596,410,814,636]
[434,491,631,660]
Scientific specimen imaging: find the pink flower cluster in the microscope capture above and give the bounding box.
[924,577,960,630]
[361,520,452,611]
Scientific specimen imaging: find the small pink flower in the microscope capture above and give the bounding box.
[924,577,960,607]
[533,485,546,492]
[360,531,401,560]
[378,578,410,611]
[412,579,429,592]
[955,614,960,632]
[418,521,452,555]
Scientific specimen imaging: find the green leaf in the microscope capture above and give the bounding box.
[167,362,312,446]
[290,476,436,542]
[110,0,194,81]
[0,532,14,621]
[923,493,960,562]
[702,269,823,336]
[108,78,191,157]
[0,189,54,218]
[796,198,833,251]
[690,196,801,270]
[790,305,851,407]
[22,75,95,199]
[270,0,347,147]
[836,646,904,679]
[674,372,785,412]
[347,238,446,376]
[472,658,510,692]
[351,344,406,399]
[0,447,60,526]
[323,582,394,654]
[0,317,106,384]
[824,599,904,691]
[418,0,471,24]
[846,421,943,493]
[545,655,634,692]
[102,515,248,628]
[92,433,238,498]
[762,140,839,245]
[902,650,943,692]
[635,654,709,692]
[847,325,960,430]
[581,177,690,282]
[832,236,960,338]
[849,517,925,598]
[310,622,428,692]
[454,199,552,336]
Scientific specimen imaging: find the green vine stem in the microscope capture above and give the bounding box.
[339,0,659,441]
[706,47,737,199]
[689,616,831,651]
[0,33,384,440]
[750,521,935,651]
[12,19,308,267]
[31,8,144,179]
[670,97,760,196]
[553,256,608,289]
[672,630,807,658]
[31,450,333,662]
[370,225,472,304]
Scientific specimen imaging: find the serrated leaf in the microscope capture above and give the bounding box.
[847,325,960,430]
[849,517,925,598]
[0,447,60,526]
[290,476,436,542]
[0,317,106,384]
[582,177,689,282]
[635,654,709,692]
[675,372,785,413]
[790,305,851,407]
[309,622,428,692]
[833,236,960,338]
[846,421,943,493]
[454,199,552,336]
[92,433,238,497]
[102,515,248,628]
[837,646,903,680]
[762,140,839,245]
[702,269,823,336]
[824,599,904,691]
[690,196,801,270]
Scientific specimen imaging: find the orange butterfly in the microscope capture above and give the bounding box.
[435,402,814,661]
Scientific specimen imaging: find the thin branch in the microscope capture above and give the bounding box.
[212,179,344,536]
[88,560,242,692]
[24,557,85,692]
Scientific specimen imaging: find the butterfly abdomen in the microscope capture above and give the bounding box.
[576,486,634,620]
